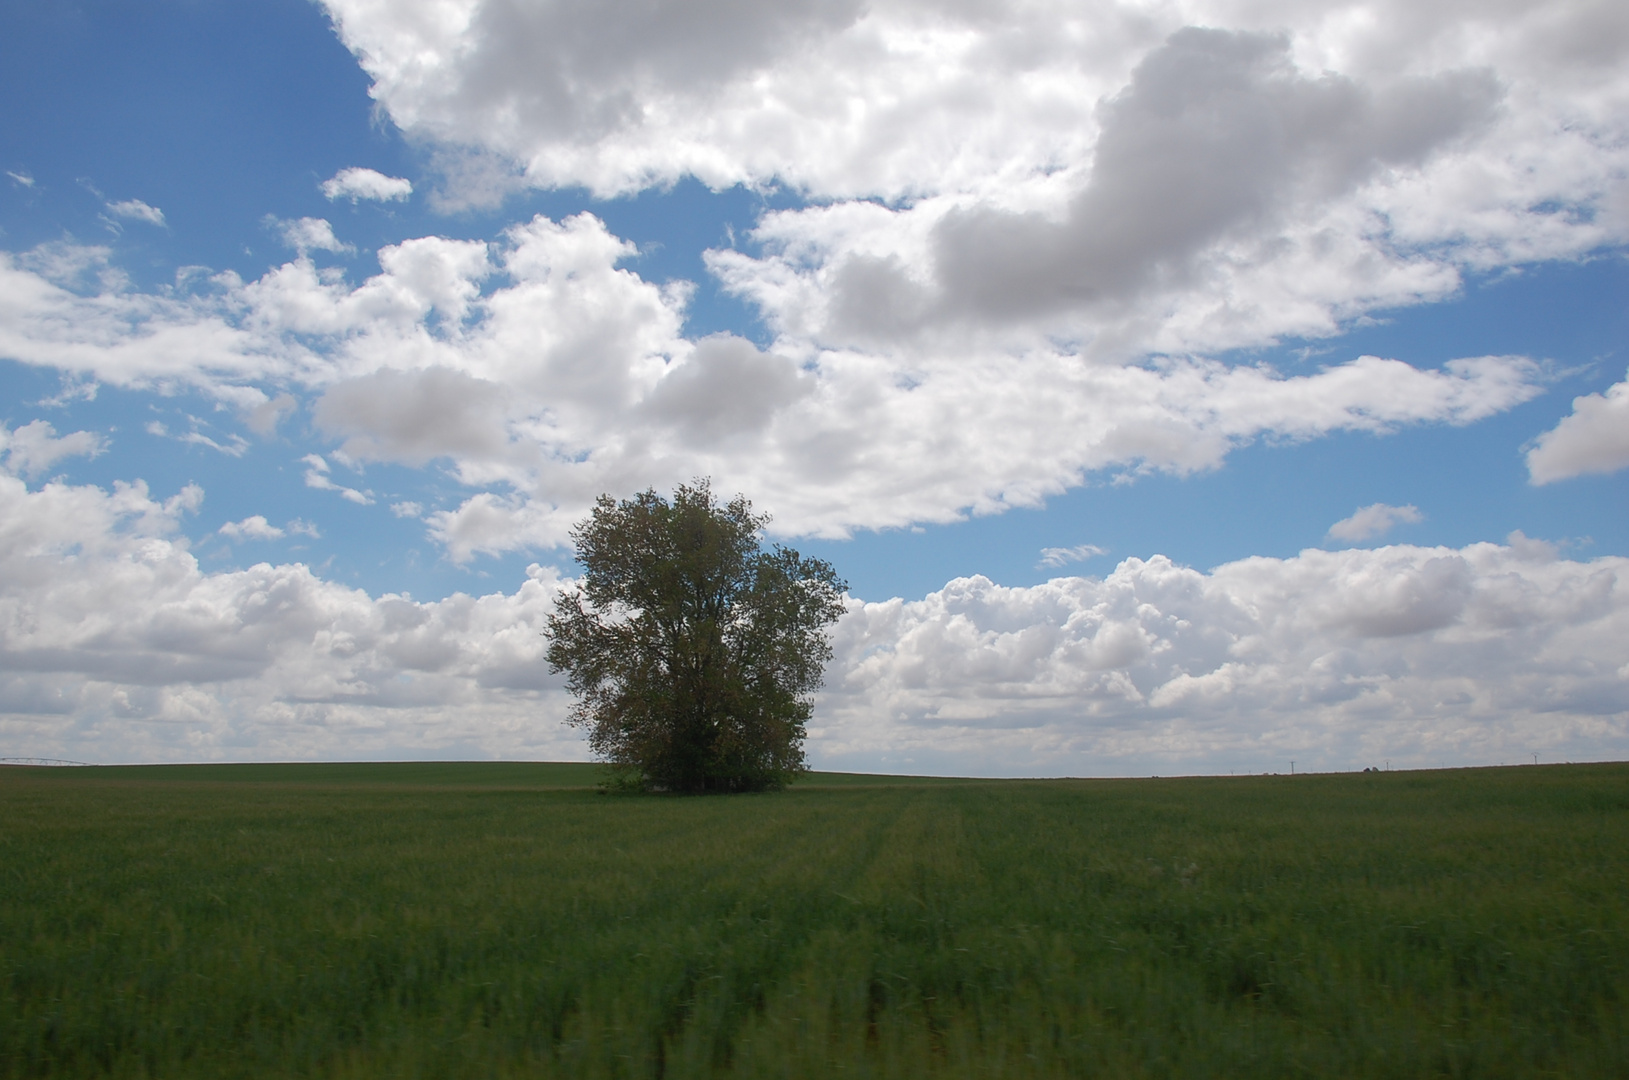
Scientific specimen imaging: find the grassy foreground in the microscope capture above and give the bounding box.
[2,763,1626,1078]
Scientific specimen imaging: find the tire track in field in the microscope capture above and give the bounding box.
[637,788,917,1073]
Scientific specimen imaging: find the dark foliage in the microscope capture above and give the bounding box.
[545,481,846,793]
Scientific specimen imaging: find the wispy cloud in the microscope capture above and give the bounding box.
[178,431,248,456]
[302,453,374,505]
[269,216,354,255]
[146,420,248,457]
[6,170,34,187]
[1037,543,1108,569]
[1328,504,1423,543]
[105,198,166,226]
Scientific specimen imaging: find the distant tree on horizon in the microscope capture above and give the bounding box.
[545,480,846,793]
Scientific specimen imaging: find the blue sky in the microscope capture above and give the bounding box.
[2,0,1626,773]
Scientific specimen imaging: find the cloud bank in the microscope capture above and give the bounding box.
[817,536,1628,774]
[321,0,1629,207]
[0,470,574,763]
[319,0,1629,370]
[7,0,1625,560]
[1,468,1622,771]
[0,222,1547,559]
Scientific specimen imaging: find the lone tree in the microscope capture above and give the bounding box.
[545,481,846,793]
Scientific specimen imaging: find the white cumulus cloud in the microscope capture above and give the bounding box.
[0,420,106,479]
[218,515,285,541]
[1526,372,1629,483]
[321,167,413,203]
[1328,503,1424,543]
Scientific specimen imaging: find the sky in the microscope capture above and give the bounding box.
[1,0,1626,775]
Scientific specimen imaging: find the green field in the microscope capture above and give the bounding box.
[2,762,1626,1078]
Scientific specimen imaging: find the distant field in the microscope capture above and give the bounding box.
[3,763,1625,1078]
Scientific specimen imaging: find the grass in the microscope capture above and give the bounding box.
[2,761,1626,1078]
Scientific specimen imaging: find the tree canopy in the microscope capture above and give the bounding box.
[545,481,847,793]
